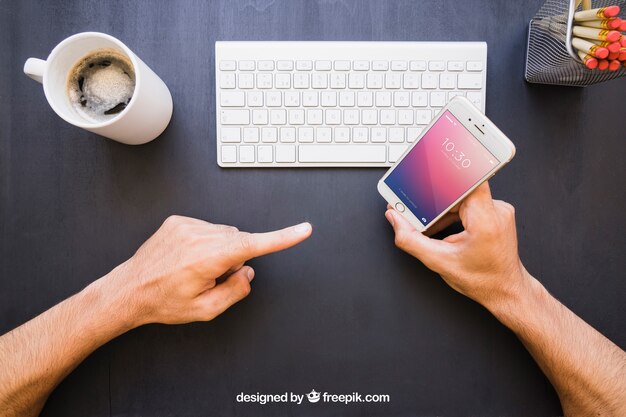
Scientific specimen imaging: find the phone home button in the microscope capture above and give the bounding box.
[395,202,405,213]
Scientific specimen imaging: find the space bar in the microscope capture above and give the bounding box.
[299,145,386,163]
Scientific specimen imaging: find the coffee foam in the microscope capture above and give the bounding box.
[67,48,135,123]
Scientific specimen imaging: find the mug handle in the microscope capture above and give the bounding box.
[24,58,47,84]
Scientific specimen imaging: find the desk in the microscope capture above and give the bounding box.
[1,1,624,415]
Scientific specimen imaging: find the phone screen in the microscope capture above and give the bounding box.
[384,110,499,226]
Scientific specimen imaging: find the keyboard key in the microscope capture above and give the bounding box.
[391,61,407,71]
[389,127,404,142]
[296,60,313,71]
[315,60,332,71]
[299,145,386,163]
[353,127,369,142]
[252,109,268,125]
[238,73,254,89]
[411,91,428,107]
[367,73,384,89]
[261,127,278,142]
[276,145,296,162]
[334,60,351,70]
[307,109,323,125]
[415,109,432,125]
[312,73,328,89]
[339,91,355,107]
[258,146,273,163]
[239,145,255,163]
[380,110,396,125]
[403,73,420,89]
[389,145,408,162]
[371,127,386,143]
[220,60,236,71]
[393,92,410,107]
[289,109,305,125]
[344,109,359,125]
[398,109,414,125]
[221,127,241,143]
[302,91,318,107]
[421,73,437,89]
[266,92,281,107]
[284,91,300,107]
[357,92,373,107]
[221,110,249,125]
[439,73,456,89]
[298,127,314,142]
[326,109,341,125]
[280,127,296,142]
[362,109,378,125]
[407,127,423,142]
[385,73,402,89]
[220,73,236,89]
[335,127,350,142]
[275,73,291,89]
[430,92,446,107]
[375,92,391,107]
[257,73,273,89]
[372,61,389,71]
[409,60,427,71]
[321,92,337,107]
[466,61,483,71]
[330,73,346,89]
[353,60,370,70]
[243,127,259,142]
[458,73,483,89]
[258,60,275,71]
[276,60,293,70]
[429,61,445,71]
[238,60,255,71]
[221,92,245,107]
[448,61,464,71]
[247,91,263,107]
[316,127,332,142]
[221,145,237,163]
[293,73,310,88]
[466,91,482,109]
[348,73,365,89]
[270,109,287,125]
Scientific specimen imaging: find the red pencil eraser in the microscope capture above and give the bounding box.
[621,37,626,47]
[606,30,621,42]
[598,59,609,70]
[606,42,621,53]
[608,60,620,71]
[594,47,610,58]
[607,18,622,30]
[585,57,599,69]
[619,50,626,61]
[620,20,626,31]
[603,5,620,18]
[608,51,619,60]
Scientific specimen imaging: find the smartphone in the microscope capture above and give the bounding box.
[377,96,516,232]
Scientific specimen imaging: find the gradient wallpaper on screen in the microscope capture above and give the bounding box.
[384,111,499,225]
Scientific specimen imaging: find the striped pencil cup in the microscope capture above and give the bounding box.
[525,0,626,86]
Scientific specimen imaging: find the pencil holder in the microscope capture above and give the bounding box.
[525,0,626,86]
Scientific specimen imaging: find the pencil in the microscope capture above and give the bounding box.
[572,37,610,58]
[572,26,622,42]
[574,6,620,21]
[582,0,592,10]
[619,49,626,61]
[597,59,610,70]
[589,39,621,53]
[579,18,622,30]
[608,59,621,71]
[577,50,599,68]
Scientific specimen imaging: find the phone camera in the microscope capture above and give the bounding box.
[469,118,472,121]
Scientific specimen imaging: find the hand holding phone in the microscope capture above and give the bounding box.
[378,96,516,232]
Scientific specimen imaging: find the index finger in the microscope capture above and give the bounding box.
[458,181,496,228]
[227,222,313,264]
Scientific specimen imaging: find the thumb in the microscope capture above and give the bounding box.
[385,209,449,267]
[195,266,255,320]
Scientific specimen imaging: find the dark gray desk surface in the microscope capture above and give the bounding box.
[1,1,625,416]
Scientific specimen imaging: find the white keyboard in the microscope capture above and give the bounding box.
[215,41,487,167]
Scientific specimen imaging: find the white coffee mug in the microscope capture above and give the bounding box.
[24,32,173,145]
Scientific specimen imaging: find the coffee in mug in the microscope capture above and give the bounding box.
[67,48,136,123]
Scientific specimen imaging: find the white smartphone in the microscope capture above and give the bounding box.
[377,96,516,232]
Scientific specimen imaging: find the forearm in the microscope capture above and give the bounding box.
[487,270,626,416]
[0,267,136,417]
